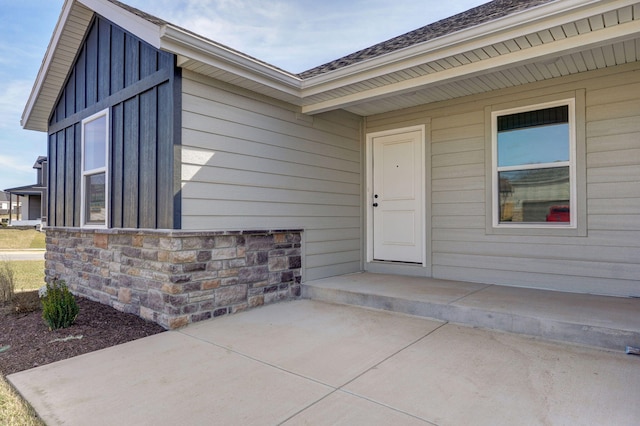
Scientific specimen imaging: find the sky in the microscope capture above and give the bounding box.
[0,0,487,191]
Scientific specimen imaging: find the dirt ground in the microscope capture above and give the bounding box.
[0,291,165,376]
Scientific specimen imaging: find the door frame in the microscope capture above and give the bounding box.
[365,125,429,271]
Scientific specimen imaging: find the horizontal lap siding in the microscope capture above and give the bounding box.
[431,112,486,239]
[181,72,362,280]
[367,64,640,296]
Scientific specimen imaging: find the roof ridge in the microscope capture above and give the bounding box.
[106,0,168,26]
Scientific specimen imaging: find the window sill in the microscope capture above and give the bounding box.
[487,224,586,237]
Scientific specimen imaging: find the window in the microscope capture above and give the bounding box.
[81,110,109,227]
[492,99,575,228]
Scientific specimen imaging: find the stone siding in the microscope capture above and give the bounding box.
[45,228,302,329]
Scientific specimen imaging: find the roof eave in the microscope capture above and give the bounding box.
[21,0,75,132]
[23,0,640,128]
[301,0,609,94]
[4,184,45,194]
[300,0,640,114]
[22,0,305,132]
[160,25,302,97]
[21,0,163,132]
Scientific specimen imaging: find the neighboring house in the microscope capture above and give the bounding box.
[4,156,48,228]
[21,0,640,328]
[0,191,11,222]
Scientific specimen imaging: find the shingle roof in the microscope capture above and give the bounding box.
[298,0,556,79]
[108,0,167,26]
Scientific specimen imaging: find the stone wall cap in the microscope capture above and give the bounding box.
[45,227,304,236]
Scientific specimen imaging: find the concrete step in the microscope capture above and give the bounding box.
[302,272,640,352]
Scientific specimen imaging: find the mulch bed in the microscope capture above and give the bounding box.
[0,291,166,376]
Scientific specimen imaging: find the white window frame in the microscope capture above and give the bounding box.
[491,98,576,230]
[80,109,109,228]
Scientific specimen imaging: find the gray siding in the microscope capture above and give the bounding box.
[181,71,363,280]
[366,63,640,297]
[28,196,42,220]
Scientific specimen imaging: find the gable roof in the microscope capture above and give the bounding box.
[22,0,640,131]
[32,156,47,169]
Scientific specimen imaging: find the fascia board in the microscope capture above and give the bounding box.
[21,0,76,131]
[160,25,302,97]
[77,0,162,48]
[300,0,632,96]
[301,17,640,114]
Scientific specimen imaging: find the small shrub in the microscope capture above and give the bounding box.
[41,279,79,330]
[0,261,16,303]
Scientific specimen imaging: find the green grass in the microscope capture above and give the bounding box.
[11,261,45,292]
[0,376,45,426]
[0,229,45,250]
[0,258,46,425]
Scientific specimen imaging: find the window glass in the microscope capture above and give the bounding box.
[81,109,108,227]
[84,115,106,171]
[497,124,569,167]
[494,103,573,226]
[85,173,106,224]
[498,167,570,223]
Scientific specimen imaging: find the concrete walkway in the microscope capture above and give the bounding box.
[8,300,640,425]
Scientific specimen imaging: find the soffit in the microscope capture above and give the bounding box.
[22,1,94,131]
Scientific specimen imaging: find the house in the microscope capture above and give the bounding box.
[0,191,12,222]
[21,0,640,328]
[4,156,48,228]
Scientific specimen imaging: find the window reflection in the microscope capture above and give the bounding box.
[497,123,569,167]
[84,115,106,171]
[496,104,572,225]
[498,167,570,223]
[86,173,106,223]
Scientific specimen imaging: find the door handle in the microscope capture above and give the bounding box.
[372,203,379,207]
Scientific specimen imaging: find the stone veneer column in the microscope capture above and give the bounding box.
[44,228,302,329]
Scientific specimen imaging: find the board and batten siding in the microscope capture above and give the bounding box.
[47,16,180,229]
[366,62,640,297]
[180,71,363,281]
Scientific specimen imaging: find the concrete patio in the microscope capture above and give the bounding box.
[8,276,640,425]
[304,273,640,351]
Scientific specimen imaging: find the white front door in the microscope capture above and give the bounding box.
[370,128,424,263]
